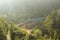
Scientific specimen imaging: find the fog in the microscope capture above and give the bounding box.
[0,0,60,18]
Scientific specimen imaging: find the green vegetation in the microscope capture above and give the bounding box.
[0,9,60,40]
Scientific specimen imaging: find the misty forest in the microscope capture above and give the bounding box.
[0,0,60,40]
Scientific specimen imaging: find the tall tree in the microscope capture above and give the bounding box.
[43,15,55,37]
[43,15,54,30]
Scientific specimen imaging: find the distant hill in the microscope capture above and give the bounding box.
[17,17,44,29]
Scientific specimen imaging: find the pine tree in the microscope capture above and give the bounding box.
[43,15,55,38]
